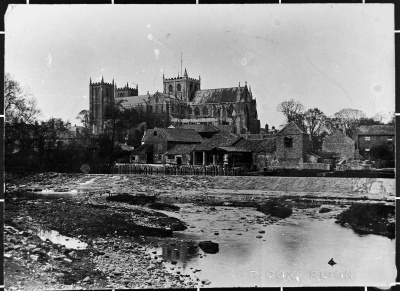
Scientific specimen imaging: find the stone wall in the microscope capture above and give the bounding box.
[300,163,331,170]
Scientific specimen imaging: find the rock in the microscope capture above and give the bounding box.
[214,232,219,235]
[319,208,332,213]
[198,241,219,254]
[256,235,262,239]
[259,230,265,234]
[201,279,211,285]
[30,254,39,261]
[68,251,78,259]
[171,260,178,265]
[257,203,293,219]
[82,276,90,282]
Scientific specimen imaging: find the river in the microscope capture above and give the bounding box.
[151,203,395,287]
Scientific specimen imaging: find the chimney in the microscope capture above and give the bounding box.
[265,123,269,133]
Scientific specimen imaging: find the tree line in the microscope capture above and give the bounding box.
[276,99,394,163]
[5,74,168,174]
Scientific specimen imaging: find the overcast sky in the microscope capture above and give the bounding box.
[5,4,394,128]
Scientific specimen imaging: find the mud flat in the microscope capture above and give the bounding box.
[5,173,395,289]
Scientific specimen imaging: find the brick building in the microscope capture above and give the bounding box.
[140,127,203,164]
[275,122,309,168]
[89,68,260,135]
[353,125,395,156]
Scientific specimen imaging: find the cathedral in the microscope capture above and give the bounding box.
[89,69,260,135]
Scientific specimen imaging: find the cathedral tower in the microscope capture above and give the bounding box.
[163,68,200,102]
[89,77,115,134]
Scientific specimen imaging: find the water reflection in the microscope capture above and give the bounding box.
[37,229,87,249]
[160,241,199,269]
[160,203,395,287]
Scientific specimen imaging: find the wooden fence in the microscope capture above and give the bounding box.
[112,164,242,176]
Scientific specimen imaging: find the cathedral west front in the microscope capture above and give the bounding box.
[89,68,260,135]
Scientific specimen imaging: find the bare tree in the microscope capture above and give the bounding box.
[332,108,367,138]
[5,73,41,124]
[303,108,326,140]
[76,110,91,131]
[277,99,305,127]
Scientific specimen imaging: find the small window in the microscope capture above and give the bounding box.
[365,149,370,152]
[189,107,193,115]
[177,84,181,91]
[168,155,174,159]
[158,154,162,160]
[203,106,208,116]
[365,137,370,141]
[154,131,157,136]
[194,107,200,116]
[169,85,173,93]
[284,136,293,148]
[388,137,393,141]
[155,96,159,103]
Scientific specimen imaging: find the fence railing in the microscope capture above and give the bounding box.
[112,163,242,176]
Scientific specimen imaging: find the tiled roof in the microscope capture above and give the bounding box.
[356,125,394,136]
[117,95,150,107]
[142,129,154,143]
[277,121,307,135]
[179,124,220,133]
[194,131,242,151]
[235,138,276,153]
[217,146,250,153]
[213,124,234,133]
[165,144,197,155]
[155,128,203,142]
[192,87,244,104]
[131,144,153,155]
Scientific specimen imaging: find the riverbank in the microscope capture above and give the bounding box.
[5,173,395,290]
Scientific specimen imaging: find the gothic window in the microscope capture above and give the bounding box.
[189,107,193,115]
[194,85,198,91]
[194,107,200,116]
[169,85,173,93]
[177,84,181,91]
[190,84,193,91]
[172,103,175,112]
[106,88,110,97]
[202,106,208,116]
[216,109,220,118]
[155,96,159,103]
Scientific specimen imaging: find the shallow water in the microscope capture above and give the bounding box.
[153,204,395,287]
[37,229,88,249]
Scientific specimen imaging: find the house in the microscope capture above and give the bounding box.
[140,127,203,163]
[235,138,276,170]
[129,144,153,164]
[275,122,310,169]
[192,131,249,166]
[165,144,197,165]
[353,125,395,156]
[322,130,356,161]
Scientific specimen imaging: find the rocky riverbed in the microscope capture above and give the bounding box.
[5,173,395,290]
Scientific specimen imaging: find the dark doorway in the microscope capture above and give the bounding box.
[147,152,154,164]
[176,157,182,165]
